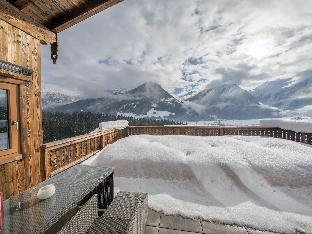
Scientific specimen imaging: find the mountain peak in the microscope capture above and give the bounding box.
[141,81,163,89]
[184,83,278,119]
[144,81,160,85]
[216,83,240,90]
[128,82,172,100]
[188,83,258,106]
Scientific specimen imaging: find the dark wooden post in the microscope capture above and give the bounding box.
[307,134,312,145]
[295,132,301,142]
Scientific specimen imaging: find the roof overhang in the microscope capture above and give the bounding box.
[1,0,122,44]
[0,0,56,43]
[46,0,122,33]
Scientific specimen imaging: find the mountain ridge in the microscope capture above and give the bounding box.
[252,76,312,116]
[46,82,282,120]
[185,84,279,120]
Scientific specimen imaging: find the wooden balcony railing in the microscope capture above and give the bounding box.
[41,125,312,181]
[127,125,312,145]
[42,129,128,179]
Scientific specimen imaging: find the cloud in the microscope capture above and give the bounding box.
[41,0,312,98]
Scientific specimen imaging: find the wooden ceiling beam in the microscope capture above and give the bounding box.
[0,0,56,43]
[47,0,122,33]
[11,0,32,10]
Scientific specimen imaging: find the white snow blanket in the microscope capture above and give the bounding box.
[260,119,312,133]
[98,120,129,130]
[84,135,312,233]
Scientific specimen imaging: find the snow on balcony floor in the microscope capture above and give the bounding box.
[84,135,312,233]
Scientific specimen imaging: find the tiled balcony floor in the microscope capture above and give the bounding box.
[145,208,275,234]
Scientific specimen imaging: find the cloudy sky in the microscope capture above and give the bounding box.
[42,0,312,98]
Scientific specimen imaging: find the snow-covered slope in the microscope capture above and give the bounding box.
[252,78,292,102]
[189,84,258,105]
[42,91,79,109]
[84,135,312,233]
[253,75,312,116]
[186,84,279,119]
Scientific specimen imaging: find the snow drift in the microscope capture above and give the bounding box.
[98,120,129,130]
[84,135,312,233]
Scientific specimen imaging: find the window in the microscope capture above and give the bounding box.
[0,83,20,164]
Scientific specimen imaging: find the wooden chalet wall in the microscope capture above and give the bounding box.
[0,19,43,199]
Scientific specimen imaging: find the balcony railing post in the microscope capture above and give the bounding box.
[219,127,224,136]
[276,128,282,139]
[307,134,312,145]
[100,133,105,149]
[42,146,52,179]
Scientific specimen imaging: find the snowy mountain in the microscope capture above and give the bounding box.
[52,82,186,119]
[42,91,79,109]
[51,82,280,120]
[186,84,279,119]
[252,76,312,116]
[128,82,173,101]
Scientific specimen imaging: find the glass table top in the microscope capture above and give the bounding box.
[1,165,113,234]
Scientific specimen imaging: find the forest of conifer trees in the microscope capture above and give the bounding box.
[42,111,184,143]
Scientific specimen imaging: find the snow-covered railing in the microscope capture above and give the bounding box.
[260,119,312,134]
[128,125,279,136]
[42,124,312,180]
[127,125,312,145]
[42,128,128,178]
[98,120,129,130]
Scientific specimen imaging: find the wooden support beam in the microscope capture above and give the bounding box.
[0,0,56,43]
[10,0,32,10]
[47,0,122,33]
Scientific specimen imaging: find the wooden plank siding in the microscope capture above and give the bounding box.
[0,19,43,199]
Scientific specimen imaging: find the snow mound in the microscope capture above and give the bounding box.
[260,118,312,133]
[98,120,129,130]
[84,135,312,233]
[118,108,175,119]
